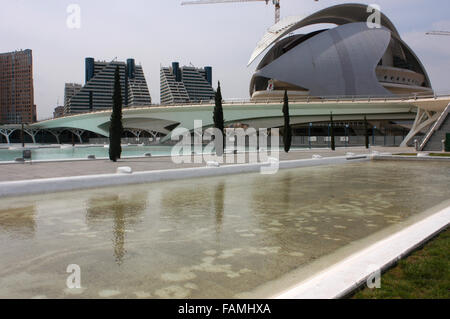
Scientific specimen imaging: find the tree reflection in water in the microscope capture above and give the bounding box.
[86,193,147,265]
[214,182,225,234]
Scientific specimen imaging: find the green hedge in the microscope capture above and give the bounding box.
[446,133,450,152]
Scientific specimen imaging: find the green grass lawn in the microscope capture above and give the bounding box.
[351,227,450,299]
[430,153,450,157]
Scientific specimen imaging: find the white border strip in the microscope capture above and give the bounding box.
[374,155,450,162]
[0,156,368,198]
[273,205,450,299]
[0,147,335,165]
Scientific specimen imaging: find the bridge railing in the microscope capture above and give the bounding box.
[123,93,449,108]
[221,93,448,105]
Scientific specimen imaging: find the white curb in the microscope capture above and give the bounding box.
[273,205,450,299]
[0,156,368,198]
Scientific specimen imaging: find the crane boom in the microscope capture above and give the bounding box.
[182,0,266,4]
[182,0,282,24]
[426,31,450,36]
[181,0,318,24]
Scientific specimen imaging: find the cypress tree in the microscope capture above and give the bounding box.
[109,66,123,162]
[364,115,369,149]
[330,112,335,151]
[213,81,224,156]
[282,90,292,153]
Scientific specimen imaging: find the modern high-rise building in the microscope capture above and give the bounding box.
[64,83,82,115]
[53,106,64,118]
[160,62,214,105]
[66,58,152,114]
[0,49,36,124]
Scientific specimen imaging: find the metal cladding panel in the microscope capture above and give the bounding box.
[249,15,305,66]
[248,3,401,66]
[256,22,393,97]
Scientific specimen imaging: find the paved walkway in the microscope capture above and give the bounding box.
[0,147,412,182]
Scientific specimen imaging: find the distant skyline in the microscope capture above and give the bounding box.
[1,0,449,120]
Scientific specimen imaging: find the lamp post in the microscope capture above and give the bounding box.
[308,123,312,149]
[327,123,330,148]
[21,123,25,148]
[373,126,376,146]
[345,124,349,148]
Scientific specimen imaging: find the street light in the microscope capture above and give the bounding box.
[373,126,377,146]
[308,123,312,149]
[327,123,331,148]
[345,124,349,148]
[21,123,25,148]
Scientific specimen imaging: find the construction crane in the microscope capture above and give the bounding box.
[426,31,450,36]
[181,0,319,25]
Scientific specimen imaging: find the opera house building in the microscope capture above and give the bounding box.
[249,4,433,100]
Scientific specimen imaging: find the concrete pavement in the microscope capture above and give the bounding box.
[0,146,412,182]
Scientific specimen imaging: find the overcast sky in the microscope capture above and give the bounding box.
[1,0,450,120]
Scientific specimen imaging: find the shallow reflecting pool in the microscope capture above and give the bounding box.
[0,145,174,161]
[0,161,449,298]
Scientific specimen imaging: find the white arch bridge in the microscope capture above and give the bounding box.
[1,95,449,147]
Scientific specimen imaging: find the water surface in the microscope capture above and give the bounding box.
[0,161,449,298]
[0,145,173,161]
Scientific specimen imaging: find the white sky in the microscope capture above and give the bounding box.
[1,0,450,120]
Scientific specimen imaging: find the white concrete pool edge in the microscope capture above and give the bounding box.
[373,155,450,161]
[0,155,369,197]
[273,205,450,299]
[0,147,343,165]
[0,154,162,165]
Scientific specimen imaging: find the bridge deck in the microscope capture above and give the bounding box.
[33,94,450,124]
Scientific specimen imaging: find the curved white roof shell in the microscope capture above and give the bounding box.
[255,22,393,97]
[248,3,401,66]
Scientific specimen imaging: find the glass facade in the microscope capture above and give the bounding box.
[0,49,35,124]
